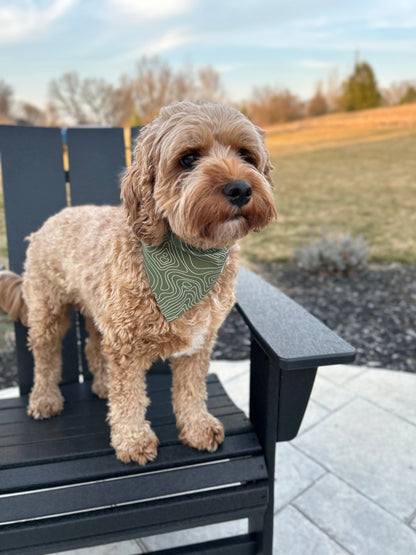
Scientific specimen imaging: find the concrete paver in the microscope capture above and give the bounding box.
[294,474,416,555]
[274,505,349,555]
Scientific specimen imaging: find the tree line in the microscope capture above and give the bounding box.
[1,56,415,128]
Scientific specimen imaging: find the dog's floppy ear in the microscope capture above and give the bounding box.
[121,124,167,245]
[255,124,275,188]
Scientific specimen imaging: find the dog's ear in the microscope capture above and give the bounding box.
[263,158,275,188]
[121,124,167,246]
[255,125,275,188]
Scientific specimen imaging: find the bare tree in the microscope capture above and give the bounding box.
[307,82,328,117]
[247,86,304,127]
[0,79,13,116]
[48,59,226,126]
[129,57,176,124]
[43,102,61,127]
[326,69,342,112]
[49,72,87,124]
[19,102,45,125]
[49,72,132,126]
[80,77,133,125]
[130,56,226,124]
[382,80,416,106]
[197,66,225,103]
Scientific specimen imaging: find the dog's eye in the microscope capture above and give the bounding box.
[238,149,257,167]
[179,152,200,170]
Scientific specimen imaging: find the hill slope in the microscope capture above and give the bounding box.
[265,103,416,156]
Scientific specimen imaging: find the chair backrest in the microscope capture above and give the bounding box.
[0,125,136,394]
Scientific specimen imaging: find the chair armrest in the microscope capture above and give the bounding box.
[235,266,356,370]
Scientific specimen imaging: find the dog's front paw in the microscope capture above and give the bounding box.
[112,421,159,465]
[27,385,64,419]
[179,413,225,452]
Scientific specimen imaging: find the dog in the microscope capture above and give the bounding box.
[0,101,277,465]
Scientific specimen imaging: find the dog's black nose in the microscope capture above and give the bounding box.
[223,180,252,208]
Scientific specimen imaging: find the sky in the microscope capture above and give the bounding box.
[1,0,415,110]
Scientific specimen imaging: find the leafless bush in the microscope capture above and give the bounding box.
[247,86,304,126]
[294,234,370,276]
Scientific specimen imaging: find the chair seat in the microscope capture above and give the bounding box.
[0,373,268,554]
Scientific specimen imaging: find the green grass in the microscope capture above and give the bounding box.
[241,133,416,264]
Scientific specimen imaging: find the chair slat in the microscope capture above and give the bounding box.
[65,127,127,382]
[0,126,67,273]
[0,433,262,495]
[130,125,142,158]
[1,455,267,525]
[0,126,81,391]
[0,375,256,482]
[1,485,268,554]
[0,411,251,467]
[66,127,125,206]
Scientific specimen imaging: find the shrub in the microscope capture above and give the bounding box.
[294,233,370,276]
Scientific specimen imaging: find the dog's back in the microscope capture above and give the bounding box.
[0,204,131,326]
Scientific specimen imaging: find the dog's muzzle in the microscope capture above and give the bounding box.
[222,180,252,208]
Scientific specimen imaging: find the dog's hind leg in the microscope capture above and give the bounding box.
[84,317,109,399]
[27,303,71,419]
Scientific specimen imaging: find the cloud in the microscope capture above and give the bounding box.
[0,0,75,44]
[112,27,196,63]
[106,0,196,20]
[370,19,416,29]
[143,28,195,55]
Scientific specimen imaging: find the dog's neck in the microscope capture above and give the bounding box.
[141,233,230,322]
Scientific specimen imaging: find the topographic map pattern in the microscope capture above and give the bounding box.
[142,233,230,322]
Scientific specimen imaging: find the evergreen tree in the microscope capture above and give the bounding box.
[340,61,381,111]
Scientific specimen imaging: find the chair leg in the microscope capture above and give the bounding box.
[248,338,280,555]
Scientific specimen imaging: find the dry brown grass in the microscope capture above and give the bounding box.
[265,103,416,156]
[242,105,416,264]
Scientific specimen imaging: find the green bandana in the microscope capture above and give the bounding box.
[141,233,230,322]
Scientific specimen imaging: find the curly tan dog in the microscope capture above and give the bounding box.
[0,101,277,465]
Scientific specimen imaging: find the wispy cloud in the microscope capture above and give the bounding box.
[106,0,196,20]
[0,0,76,44]
[370,19,416,29]
[144,28,195,55]
[113,27,196,63]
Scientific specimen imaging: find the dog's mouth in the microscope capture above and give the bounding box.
[228,207,249,222]
[230,213,243,221]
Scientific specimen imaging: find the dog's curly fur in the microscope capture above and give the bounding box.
[0,101,277,465]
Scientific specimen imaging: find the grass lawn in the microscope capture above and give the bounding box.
[241,131,416,264]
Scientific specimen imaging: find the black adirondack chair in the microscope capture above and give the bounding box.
[0,125,355,554]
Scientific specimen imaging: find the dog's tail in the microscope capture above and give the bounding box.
[0,271,28,325]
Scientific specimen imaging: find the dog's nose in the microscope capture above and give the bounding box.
[222,180,252,208]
